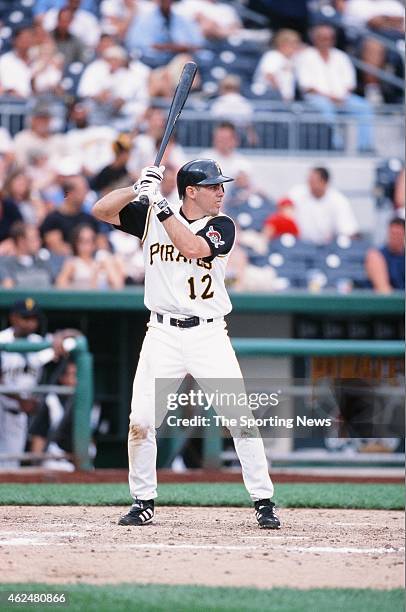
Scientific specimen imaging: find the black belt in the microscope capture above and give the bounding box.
[156,313,213,328]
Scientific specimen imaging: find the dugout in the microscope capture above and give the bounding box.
[0,289,403,468]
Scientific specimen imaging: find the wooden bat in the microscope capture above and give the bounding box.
[139,61,197,205]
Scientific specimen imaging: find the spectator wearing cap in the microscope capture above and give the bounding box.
[78,45,150,129]
[14,105,65,168]
[0,222,54,289]
[0,27,34,98]
[40,176,101,255]
[125,0,204,67]
[253,29,301,101]
[365,217,405,293]
[90,133,132,195]
[263,198,300,240]
[296,24,374,152]
[288,167,359,245]
[0,298,80,468]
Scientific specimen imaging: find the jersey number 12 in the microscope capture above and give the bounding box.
[188,275,214,300]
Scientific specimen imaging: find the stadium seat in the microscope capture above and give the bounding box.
[375,158,403,209]
[268,236,319,267]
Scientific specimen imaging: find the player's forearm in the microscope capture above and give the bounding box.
[92,186,135,223]
[161,215,210,259]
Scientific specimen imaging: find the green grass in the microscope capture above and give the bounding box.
[0,483,404,509]
[0,585,403,612]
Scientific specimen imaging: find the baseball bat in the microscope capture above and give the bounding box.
[139,61,197,205]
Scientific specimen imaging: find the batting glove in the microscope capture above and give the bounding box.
[139,165,165,187]
[137,183,174,222]
[132,179,141,197]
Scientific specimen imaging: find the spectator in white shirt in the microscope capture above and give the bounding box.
[78,45,150,130]
[254,29,301,101]
[341,0,404,104]
[63,101,117,176]
[176,0,241,41]
[296,24,374,151]
[100,0,149,41]
[14,105,65,168]
[211,75,253,123]
[288,167,359,245]
[0,27,34,98]
[201,121,251,179]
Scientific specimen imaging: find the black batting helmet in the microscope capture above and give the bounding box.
[177,159,234,198]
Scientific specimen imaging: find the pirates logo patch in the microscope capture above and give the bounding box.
[206,225,225,248]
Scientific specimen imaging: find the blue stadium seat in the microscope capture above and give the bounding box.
[228,198,273,232]
[321,237,371,265]
[268,237,319,266]
[375,157,403,209]
[61,61,86,96]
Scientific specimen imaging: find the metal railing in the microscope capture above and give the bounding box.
[176,107,404,155]
[0,95,403,154]
[195,337,404,469]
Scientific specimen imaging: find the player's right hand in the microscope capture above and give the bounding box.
[139,165,165,186]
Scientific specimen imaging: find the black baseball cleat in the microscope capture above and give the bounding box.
[254,499,281,529]
[118,499,154,526]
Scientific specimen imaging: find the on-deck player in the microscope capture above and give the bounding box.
[92,160,280,529]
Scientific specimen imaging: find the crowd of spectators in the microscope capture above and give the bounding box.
[0,0,403,294]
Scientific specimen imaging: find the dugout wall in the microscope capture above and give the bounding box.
[0,289,403,468]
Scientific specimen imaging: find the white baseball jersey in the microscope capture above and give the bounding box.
[114,197,275,505]
[0,327,47,390]
[116,201,236,318]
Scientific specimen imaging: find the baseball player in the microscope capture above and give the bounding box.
[93,160,280,529]
[0,298,79,468]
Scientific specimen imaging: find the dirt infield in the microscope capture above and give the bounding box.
[1,506,404,589]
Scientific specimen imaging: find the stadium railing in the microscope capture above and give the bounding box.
[0,335,93,470]
[159,337,404,469]
[0,97,403,155]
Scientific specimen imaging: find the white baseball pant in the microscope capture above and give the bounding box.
[127,316,274,502]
